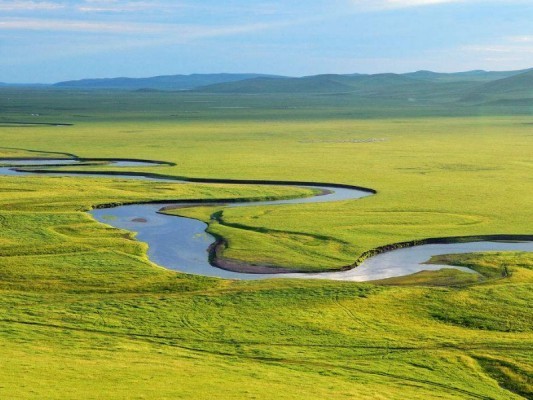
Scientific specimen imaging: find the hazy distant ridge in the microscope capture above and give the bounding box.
[53,73,285,90]
[460,69,533,102]
[4,69,530,105]
[403,69,531,83]
[195,73,423,94]
[193,69,532,104]
[48,69,532,92]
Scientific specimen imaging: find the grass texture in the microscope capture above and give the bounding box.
[0,90,531,398]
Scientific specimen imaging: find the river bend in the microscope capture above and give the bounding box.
[2,157,531,280]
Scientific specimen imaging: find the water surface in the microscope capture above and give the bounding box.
[2,158,531,281]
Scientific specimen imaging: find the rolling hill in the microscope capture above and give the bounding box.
[53,73,285,91]
[193,72,474,102]
[460,69,533,103]
[196,73,420,94]
[3,69,530,106]
[192,69,533,105]
[194,75,350,94]
[404,69,531,83]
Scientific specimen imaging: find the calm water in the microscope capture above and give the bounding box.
[90,204,533,280]
[2,158,531,281]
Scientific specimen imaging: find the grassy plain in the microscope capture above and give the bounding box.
[1,100,531,270]
[0,89,531,398]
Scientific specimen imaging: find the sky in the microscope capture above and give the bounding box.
[1,0,532,83]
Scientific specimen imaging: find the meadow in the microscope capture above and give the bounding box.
[0,88,531,398]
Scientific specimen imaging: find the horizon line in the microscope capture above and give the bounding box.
[2,66,532,85]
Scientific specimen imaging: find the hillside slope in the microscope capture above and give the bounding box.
[194,69,533,105]
[461,69,533,103]
[196,73,420,94]
[404,69,531,83]
[54,73,284,91]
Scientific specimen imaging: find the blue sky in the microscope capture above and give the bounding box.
[1,0,532,82]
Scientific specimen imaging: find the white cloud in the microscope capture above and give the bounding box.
[0,1,64,11]
[350,0,461,11]
[349,0,528,11]
[462,36,533,55]
[0,18,151,33]
[457,36,533,70]
[379,0,463,6]
[77,1,173,13]
[507,35,533,43]
[462,44,533,55]
[0,17,283,40]
[0,0,191,14]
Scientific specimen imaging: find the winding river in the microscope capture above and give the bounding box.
[2,157,531,281]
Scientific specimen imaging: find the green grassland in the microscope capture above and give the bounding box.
[2,113,531,271]
[0,89,531,398]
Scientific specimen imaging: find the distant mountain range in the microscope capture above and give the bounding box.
[191,68,532,104]
[402,69,526,83]
[1,68,531,105]
[195,73,422,94]
[52,73,283,91]
[459,69,533,103]
[46,68,531,91]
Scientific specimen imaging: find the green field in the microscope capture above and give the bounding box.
[0,89,531,398]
